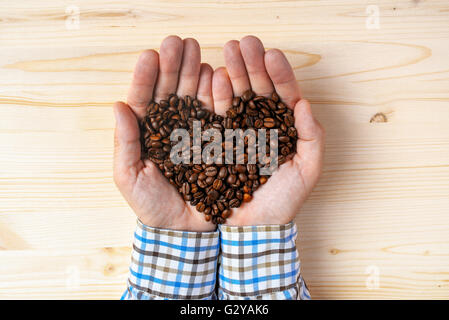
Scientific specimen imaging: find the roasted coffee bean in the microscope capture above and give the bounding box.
[205,176,215,185]
[243,193,252,202]
[235,164,246,173]
[224,189,235,200]
[212,179,223,190]
[140,91,296,224]
[193,191,204,199]
[205,166,218,177]
[229,198,240,208]
[236,190,243,201]
[217,201,225,212]
[181,182,190,195]
[218,167,228,179]
[287,126,297,138]
[187,172,197,183]
[208,190,219,201]
[221,209,231,219]
[227,174,237,185]
[264,117,276,128]
[284,114,294,127]
[197,179,207,188]
[281,146,290,156]
[196,202,206,212]
[242,89,255,102]
[238,173,248,183]
[247,164,257,174]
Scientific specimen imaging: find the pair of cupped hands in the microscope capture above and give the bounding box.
[113,35,325,232]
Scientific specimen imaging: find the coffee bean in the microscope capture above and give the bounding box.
[217,201,225,212]
[224,189,235,200]
[227,174,237,185]
[196,202,206,212]
[197,179,207,188]
[187,172,198,183]
[218,167,228,179]
[221,209,231,219]
[140,91,297,224]
[284,114,294,127]
[229,199,240,208]
[181,182,190,195]
[264,118,275,128]
[287,126,297,138]
[242,89,255,102]
[208,190,219,201]
[205,176,215,185]
[247,164,257,174]
[205,166,218,177]
[212,179,223,190]
[238,173,248,183]
[235,164,246,173]
[193,191,204,199]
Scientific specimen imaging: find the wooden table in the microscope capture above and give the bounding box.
[1,0,448,299]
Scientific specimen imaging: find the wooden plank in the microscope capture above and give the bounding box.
[0,0,448,299]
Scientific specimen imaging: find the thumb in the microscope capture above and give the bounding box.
[293,99,325,187]
[113,101,142,184]
[294,99,324,143]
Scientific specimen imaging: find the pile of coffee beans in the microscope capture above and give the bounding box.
[140,89,297,224]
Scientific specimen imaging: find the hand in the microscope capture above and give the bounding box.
[113,36,216,232]
[212,36,325,226]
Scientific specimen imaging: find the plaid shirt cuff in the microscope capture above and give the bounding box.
[121,220,220,300]
[217,222,311,300]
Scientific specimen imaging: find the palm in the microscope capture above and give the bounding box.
[114,35,324,230]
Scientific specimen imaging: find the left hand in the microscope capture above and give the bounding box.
[211,36,325,226]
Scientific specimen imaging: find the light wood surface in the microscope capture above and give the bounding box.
[1,0,449,299]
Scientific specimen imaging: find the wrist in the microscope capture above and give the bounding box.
[224,211,294,227]
[138,216,216,232]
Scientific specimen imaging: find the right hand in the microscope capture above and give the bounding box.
[113,36,216,232]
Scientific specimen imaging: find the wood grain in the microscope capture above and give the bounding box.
[1,0,449,299]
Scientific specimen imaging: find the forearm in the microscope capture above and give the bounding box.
[122,219,220,300]
[217,222,311,300]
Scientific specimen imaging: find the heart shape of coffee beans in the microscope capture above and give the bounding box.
[140,89,297,224]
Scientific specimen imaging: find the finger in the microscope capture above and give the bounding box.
[196,63,214,112]
[176,38,201,98]
[127,49,159,119]
[265,48,301,109]
[293,99,325,186]
[223,40,250,96]
[239,35,274,97]
[212,67,233,116]
[153,35,184,102]
[113,101,142,185]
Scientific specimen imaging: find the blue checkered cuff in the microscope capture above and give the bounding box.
[121,220,220,300]
[217,222,311,300]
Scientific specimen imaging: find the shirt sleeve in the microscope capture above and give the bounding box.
[217,222,311,300]
[121,219,220,300]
